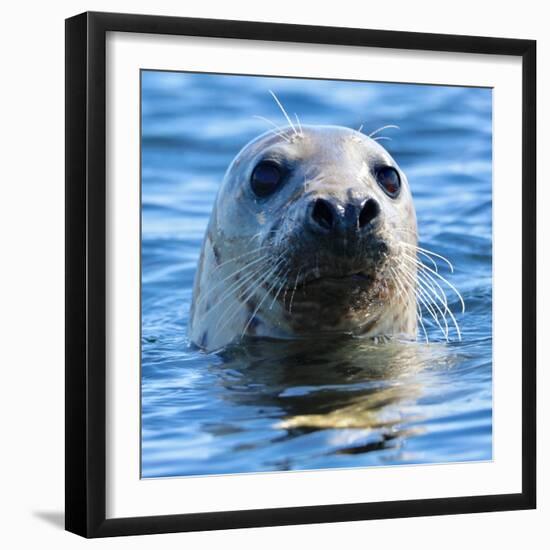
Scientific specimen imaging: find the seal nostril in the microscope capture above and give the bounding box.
[312,198,335,230]
[359,198,380,228]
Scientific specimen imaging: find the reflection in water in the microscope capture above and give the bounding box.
[142,330,489,477]
[204,338,457,464]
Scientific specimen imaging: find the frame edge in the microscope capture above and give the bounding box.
[65,11,89,538]
[521,39,537,511]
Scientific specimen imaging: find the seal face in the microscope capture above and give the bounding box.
[189,125,418,352]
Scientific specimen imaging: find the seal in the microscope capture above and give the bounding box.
[188,115,429,353]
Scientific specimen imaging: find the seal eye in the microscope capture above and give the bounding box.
[251,161,282,197]
[376,166,401,198]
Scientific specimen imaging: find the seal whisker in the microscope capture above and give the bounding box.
[372,136,392,142]
[253,116,291,143]
[213,259,278,322]
[402,252,465,313]
[248,229,280,247]
[197,252,270,307]
[268,90,298,136]
[389,266,411,305]
[294,113,303,136]
[401,254,463,341]
[369,124,400,138]
[416,270,462,341]
[390,265,429,343]
[416,266,449,310]
[282,282,289,308]
[268,269,291,310]
[241,262,288,337]
[281,266,297,309]
[237,253,286,301]
[214,255,286,335]
[247,232,263,245]
[397,263,450,341]
[288,268,302,314]
[416,306,430,344]
[413,272,451,340]
[401,271,430,344]
[403,246,439,272]
[401,253,449,308]
[209,245,270,275]
[204,258,271,316]
[406,273,448,341]
[401,242,455,272]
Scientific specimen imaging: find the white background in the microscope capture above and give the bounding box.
[0,1,546,548]
[107,32,522,518]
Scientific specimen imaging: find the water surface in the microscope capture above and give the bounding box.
[141,71,492,478]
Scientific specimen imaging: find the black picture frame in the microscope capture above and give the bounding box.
[65,11,536,538]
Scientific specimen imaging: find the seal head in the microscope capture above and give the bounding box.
[189,125,418,351]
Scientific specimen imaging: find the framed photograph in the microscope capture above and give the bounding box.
[65,11,536,537]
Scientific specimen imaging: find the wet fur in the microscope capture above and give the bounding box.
[189,125,418,352]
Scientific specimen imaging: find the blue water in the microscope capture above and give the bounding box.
[141,71,492,478]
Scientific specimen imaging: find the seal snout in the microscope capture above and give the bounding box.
[309,197,380,235]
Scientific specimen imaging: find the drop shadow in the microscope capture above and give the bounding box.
[33,510,65,530]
